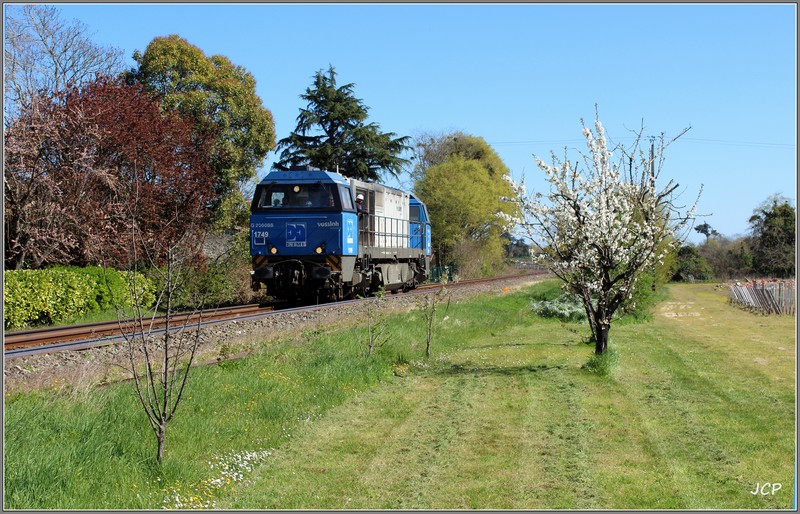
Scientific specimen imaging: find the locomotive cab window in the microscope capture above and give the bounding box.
[252,183,344,211]
[339,185,355,211]
[410,205,421,222]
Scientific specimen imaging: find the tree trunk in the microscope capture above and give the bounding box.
[156,424,166,463]
[594,322,609,355]
[426,312,434,358]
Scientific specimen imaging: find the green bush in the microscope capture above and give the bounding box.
[4,269,95,329]
[583,347,618,376]
[616,271,672,323]
[528,276,663,326]
[52,266,154,312]
[620,273,656,320]
[147,232,253,310]
[118,270,156,311]
[181,263,240,308]
[672,245,714,282]
[528,279,566,302]
[145,264,229,312]
[4,267,156,330]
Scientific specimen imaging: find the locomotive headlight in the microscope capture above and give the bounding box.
[269,246,278,255]
[314,245,325,254]
[293,185,301,193]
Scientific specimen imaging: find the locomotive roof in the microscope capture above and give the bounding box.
[260,170,415,199]
[259,169,350,186]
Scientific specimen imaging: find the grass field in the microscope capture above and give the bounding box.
[4,281,796,509]
[220,282,795,510]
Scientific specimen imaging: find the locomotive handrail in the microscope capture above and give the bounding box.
[359,214,429,250]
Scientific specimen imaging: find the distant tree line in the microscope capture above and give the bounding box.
[673,194,795,281]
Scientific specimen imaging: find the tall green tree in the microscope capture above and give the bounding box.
[694,221,719,240]
[126,35,275,227]
[412,131,509,182]
[748,194,795,277]
[413,133,520,277]
[273,66,411,181]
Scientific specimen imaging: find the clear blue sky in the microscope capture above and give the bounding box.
[41,3,798,242]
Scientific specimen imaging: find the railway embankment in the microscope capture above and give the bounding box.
[3,273,545,396]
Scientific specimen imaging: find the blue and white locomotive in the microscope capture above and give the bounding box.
[250,167,432,302]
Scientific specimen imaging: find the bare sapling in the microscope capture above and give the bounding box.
[115,220,210,463]
[357,287,391,357]
[416,286,451,358]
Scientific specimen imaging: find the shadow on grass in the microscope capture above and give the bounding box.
[440,362,568,377]
[469,340,584,351]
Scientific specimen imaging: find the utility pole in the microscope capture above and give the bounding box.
[649,136,656,192]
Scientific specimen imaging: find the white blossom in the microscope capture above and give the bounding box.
[513,117,699,351]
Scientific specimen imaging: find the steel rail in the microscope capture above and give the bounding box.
[4,303,269,351]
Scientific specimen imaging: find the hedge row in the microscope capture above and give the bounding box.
[4,267,155,330]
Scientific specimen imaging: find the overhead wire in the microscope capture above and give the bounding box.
[488,137,795,149]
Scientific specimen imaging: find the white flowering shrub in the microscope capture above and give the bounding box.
[531,293,587,322]
[511,115,699,354]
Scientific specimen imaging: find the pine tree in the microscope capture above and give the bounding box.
[274,66,410,181]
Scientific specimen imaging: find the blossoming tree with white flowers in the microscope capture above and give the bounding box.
[512,116,699,354]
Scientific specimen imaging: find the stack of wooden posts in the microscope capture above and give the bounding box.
[729,279,796,315]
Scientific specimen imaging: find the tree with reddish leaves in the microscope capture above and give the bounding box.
[75,78,219,464]
[80,78,218,268]
[5,76,221,463]
[5,93,85,269]
[4,77,218,270]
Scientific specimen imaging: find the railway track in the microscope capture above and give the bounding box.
[4,304,271,357]
[4,271,547,358]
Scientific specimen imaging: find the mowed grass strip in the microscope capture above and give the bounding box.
[603,284,796,510]
[226,363,592,510]
[224,282,795,510]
